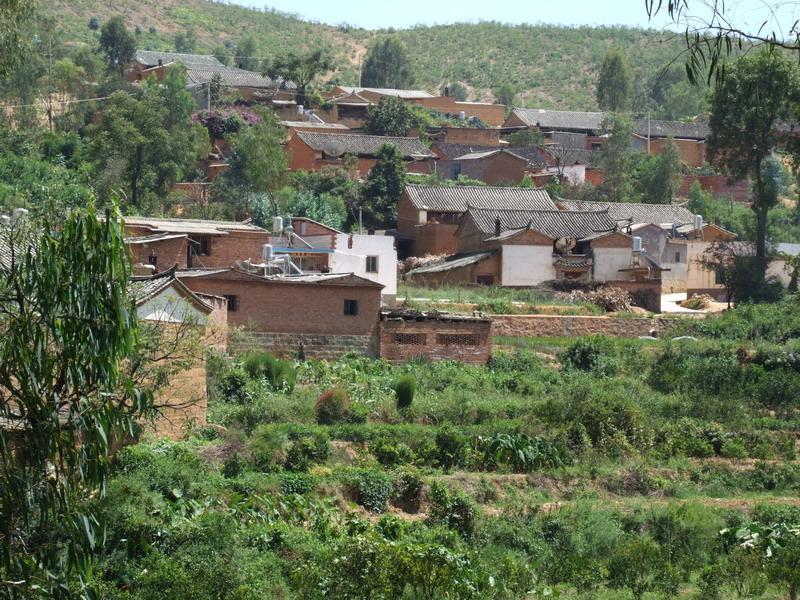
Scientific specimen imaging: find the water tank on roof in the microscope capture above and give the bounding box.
[262,244,273,262]
[272,216,284,234]
[297,104,304,116]
[632,236,643,253]
[458,111,466,120]
[695,214,703,230]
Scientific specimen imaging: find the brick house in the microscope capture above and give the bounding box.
[321,86,507,128]
[177,268,384,359]
[128,50,297,107]
[130,268,228,439]
[436,147,553,186]
[379,309,492,365]
[124,217,269,271]
[285,131,437,176]
[406,206,663,307]
[397,184,557,257]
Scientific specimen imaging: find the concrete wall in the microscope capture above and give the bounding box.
[379,318,492,364]
[592,247,634,281]
[331,233,397,298]
[501,245,555,286]
[492,314,666,338]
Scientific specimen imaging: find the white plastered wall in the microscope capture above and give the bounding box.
[501,245,555,286]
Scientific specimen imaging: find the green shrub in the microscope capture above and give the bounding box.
[392,469,423,512]
[371,438,416,467]
[315,386,351,425]
[560,336,618,376]
[344,468,393,513]
[284,431,330,472]
[219,367,250,403]
[478,432,568,472]
[280,472,314,495]
[428,481,476,538]
[222,453,244,478]
[243,351,296,392]
[394,375,416,410]
[434,424,470,470]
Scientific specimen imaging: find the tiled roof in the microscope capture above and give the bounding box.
[185,67,294,90]
[554,255,593,268]
[136,50,225,70]
[281,121,350,129]
[406,251,496,275]
[466,207,618,241]
[295,132,434,159]
[177,267,384,288]
[129,267,214,311]
[508,108,605,132]
[404,184,556,213]
[123,216,265,235]
[558,199,695,226]
[335,86,435,99]
[434,142,550,168]
[633,118,709,140]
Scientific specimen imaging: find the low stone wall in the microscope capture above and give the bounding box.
[229,331,378,360]
[492,314,666,338]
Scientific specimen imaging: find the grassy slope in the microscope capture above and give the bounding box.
[47,0,691,110]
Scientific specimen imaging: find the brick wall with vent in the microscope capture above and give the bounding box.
[379,317,492,364]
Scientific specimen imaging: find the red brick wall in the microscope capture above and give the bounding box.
[439,128,502,146]
[379,318,492,364]
[287,137,435,176]
[585,169,605,186]
[679,175,750,201]
[650,138,706,168]
[180,275,381,336]
[128,236,189,270]
[397,193,424,237]
[414,223,459,256]
[413,97,506,127]
[456,153,527,185]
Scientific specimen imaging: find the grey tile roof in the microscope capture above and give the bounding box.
[554,255,593,268]
[633,118,709,140]
[435,143,551,169]
[404,184,556,213]
[467,207,618,241]
[177,267,384,288]
[186,67,292,90]
[543,146,601,168]
[123,217,266,235]
[296,132,435,159]
[509,108,605,132]
[136,50,225,70]
[335,86,435,99]
[406,251,496,275]
[510,108,710,140]
[558,199,695,226]
[129,267,215,311]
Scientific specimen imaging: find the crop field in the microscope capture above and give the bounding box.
[87,298,800,599]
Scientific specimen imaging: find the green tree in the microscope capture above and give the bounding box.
[365,96,418,136]
[213,45,231,66]
[442,82,467,101]
[634,138,683,204]
[492,83,518,109]
[266,49,332,107]
[598,112,635,202]
[85,68,208,210]
[361,143,406,229]
[596,48,632,111]
[707,48,800,275]
[218,111,287,217]
[361,37,415,89]
[286,190,347,231]
[235,35,258,71]
[0,206,153,596]
[0,0,35,78]
[98,16,136,78]
[174,27,197,53]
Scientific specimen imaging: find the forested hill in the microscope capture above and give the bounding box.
[46,0,701,112]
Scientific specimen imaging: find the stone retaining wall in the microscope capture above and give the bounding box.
[492,314,667,338]
[230,331,378,360]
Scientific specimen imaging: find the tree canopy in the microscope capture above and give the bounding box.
[365,96,418,137]
[596,49,632,111]
[266,49,332,107]
[361,143,406,229]
[361,37,415,90]
[98,16,136,77]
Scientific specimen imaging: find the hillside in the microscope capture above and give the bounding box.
[46,0,701,112]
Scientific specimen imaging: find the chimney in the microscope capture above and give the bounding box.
[494,216,501,237]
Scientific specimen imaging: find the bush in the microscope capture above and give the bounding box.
[478,432,568,472]
[560,337,618,377]
[344,468,393,513]
[434,424,470,471]
[280,472,314,495]
[219,367,250,403]
[222,453,244,478]
[392,469,423,512]
[428,482,476,538]
[371,438,416,467]
[244,351,296,392]
[315,386,351,425]
[394,375,416,410]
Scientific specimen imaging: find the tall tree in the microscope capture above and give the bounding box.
[174,27,197,53]
[85,68,208,210]
[0,0,35,78]
[0,206,152,596]
[361,37,415,89]
[598,112,635,202]
[98,16,136,78]
[492,83,518,110]
[266,49,332,107]
[213,45,231,66]
[361,143,406,229]
[707,48,800,274]
[365,96,417,137]
[234,35,258,71]
[634,139,683,204]
[218,111,287,217]
[596,49,632,112]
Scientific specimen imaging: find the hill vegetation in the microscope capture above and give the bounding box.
[45,0,706,114]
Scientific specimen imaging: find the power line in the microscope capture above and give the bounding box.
[0,93,125,110]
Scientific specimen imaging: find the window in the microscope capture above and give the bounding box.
[715,268,725,285]
[148,253,158,267]
[189,235,211,256]
[343,299,358,316]
[476,275,494,286]
[436,333,479,346]
[223,295,239,312]
[365,256,379,273]
[674,251,682,263]
[395,332,426,345]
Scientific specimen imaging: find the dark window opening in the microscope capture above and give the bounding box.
[223,295,239,312]
[395,332,426,345]
[148,253,158,266]
[436,333,479,346]
[189,235,211,256]
[715,268,725,285]
[476,275,494,286]
[366,256,378,273]
[344,299,359,316]
[674,251,681,263]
